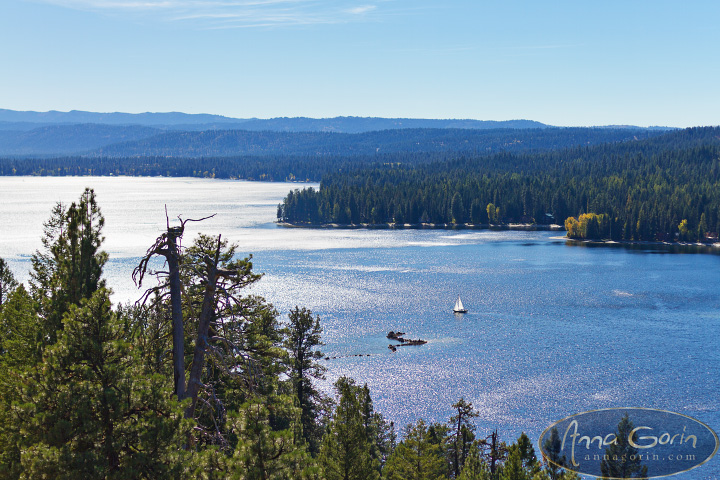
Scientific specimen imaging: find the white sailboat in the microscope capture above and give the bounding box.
[453,296,467,314]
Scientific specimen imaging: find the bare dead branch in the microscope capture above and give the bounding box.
[180,213,217,229]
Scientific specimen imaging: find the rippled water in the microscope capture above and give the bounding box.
[2,177,719,479]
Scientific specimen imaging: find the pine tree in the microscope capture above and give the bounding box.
[470,199,484,225]
[30,188,107,343]
[600,414,648,479]
[697,212,708,241]
[319,377,380,480]
[0,286,41,368]
[0,257,18,310]
[541,428,567,480]
[383,420,447,480]
[426,422,451,477]
[0,285,39,480]
[284,306,326,455]
[17,289,191,479]
[457,443,491,480]
[0,190,108,480]
[449,398,479,478]
[499,433,538,480]
[451,192,465,224]
[513,433,538,475]
[229,395,309,480]
[500,448,527,480]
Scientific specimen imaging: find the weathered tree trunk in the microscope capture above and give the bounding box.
[166,226,186,401]
[454,417,462,478]
[184,252,219,417]
[489,430,499,475]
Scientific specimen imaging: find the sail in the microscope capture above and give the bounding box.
[454,296,465,312]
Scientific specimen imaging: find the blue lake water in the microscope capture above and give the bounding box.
[1,177,719,479]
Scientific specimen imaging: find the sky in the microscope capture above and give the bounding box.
[0,0,718,127]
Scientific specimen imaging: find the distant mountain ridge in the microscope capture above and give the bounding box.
[217,117,548,133]
[0,108,677,157]
[0,109,550,133]
[0,109,243,126]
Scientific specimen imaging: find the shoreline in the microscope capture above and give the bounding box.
[278,221,564,231]
[279,221,720,252]
[559,236,720,251]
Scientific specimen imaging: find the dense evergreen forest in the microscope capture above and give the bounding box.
[278,127,720,243]
[0,124,162,156]
[87,127,664,158]
[0,127,668,182]
[0,191,583,479]
[0,154,358,181]
[0,126,663,158]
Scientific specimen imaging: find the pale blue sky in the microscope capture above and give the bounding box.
[1,0,718,127]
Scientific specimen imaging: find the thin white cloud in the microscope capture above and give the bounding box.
[347,5,376,15]
[35,0,387,27]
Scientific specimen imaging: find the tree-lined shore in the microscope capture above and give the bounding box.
[278,127,720,243]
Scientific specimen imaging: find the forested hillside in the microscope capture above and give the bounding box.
[278,127,720,243]
[0,153,393,180]
[0,125,665,158]
[0,191,579,479]
[0,127,669,178]
[87,127,666,158]
[0,126,670,181]
[0,124,161,156]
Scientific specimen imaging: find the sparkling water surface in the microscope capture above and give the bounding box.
[1,177,718,479]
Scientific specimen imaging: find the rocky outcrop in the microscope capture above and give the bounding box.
[387,331,427,352]
[387,331,405,340]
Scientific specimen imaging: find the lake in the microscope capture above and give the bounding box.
[1,176,719,479]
